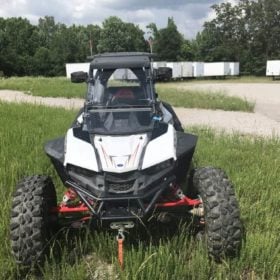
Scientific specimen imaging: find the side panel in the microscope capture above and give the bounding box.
[192,62,204,77]
[64,128,99,171]
[142,125,176,169]
[175,131,198,183]
[181,62,193,77]
[176,131,198,159]
[266,60,280,76]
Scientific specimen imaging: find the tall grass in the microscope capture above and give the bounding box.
[0,102,279,279]
[0,77,86,98]
[0,77,254,112]
[156,86,254,112]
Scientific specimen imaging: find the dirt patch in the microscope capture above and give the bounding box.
[0,90,83,109]
[1,89,280,137]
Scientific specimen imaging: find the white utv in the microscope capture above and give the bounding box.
[10,52,242,266]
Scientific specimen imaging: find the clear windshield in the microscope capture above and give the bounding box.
[85,108,154,135]
[87,67,154,108]
[85,67,156,135]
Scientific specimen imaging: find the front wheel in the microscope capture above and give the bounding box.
[10,175,58,266]
[190,167,242,261]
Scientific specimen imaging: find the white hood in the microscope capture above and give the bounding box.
[94,134,148,173]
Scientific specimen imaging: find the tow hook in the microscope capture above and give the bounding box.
[110,221,134,269]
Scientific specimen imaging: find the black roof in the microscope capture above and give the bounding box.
[89,52,154,70]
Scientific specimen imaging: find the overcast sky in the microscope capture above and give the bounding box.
[0,0,233,38]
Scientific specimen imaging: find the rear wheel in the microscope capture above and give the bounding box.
[10,175,58,266]
[190,167,242,261]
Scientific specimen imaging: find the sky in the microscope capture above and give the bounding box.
[0,0,233,39]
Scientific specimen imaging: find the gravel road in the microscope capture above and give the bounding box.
[1,83,280,137]
[177,83,280,122]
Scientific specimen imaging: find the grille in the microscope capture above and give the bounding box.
[108,182,134,193]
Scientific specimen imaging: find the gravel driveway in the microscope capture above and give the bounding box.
[1,83,280,138]
[177,83,280,122]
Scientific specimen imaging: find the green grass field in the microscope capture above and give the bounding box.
[0,102,279,279]
[0,77,254,112]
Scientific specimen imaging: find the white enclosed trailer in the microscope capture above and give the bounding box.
[181,62,193,78]
[266,60,280,76]
[165,62,183,79]
[204,62,230,77]
[152,61,167,68]
[172,62,183,78]
[229,62,240,76]
[113,69,127,80]
[65,63,90,78]
[126,69,137,80]
[112,68,137,80]
[192,62,204,77]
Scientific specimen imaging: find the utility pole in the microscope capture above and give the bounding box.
[148,36,153,53]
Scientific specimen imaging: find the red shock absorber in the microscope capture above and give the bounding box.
[62,188,78,205]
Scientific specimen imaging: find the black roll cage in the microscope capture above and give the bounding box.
[85,52,157,112]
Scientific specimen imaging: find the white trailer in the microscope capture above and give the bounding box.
[112,68,137,80]
[229,62,240,76]
[164,62,182,79]
[126,69,137,80]
[181,62,193,78]
[266,60,280,76]
[204,62,230,77]
[113,69,127,80]
[192,62,204,77]
[152,61,167,68]
[65,63,90,78]
[172,62,183,79]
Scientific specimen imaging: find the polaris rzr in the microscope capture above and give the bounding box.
[10,52,242,267]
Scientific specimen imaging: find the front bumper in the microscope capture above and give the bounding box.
[62,163,175,221]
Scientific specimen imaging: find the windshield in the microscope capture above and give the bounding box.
[84,67,156,135]
[84,108,154,135]
[86,67,154,108]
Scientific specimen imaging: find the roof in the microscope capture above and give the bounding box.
[89,52,154,70]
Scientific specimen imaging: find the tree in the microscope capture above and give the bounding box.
[150,18,184,61]
[0,17,38,76]
[97,16,147,53]
[197,0,280,75]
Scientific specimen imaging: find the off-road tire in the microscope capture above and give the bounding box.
[10,175,58,266]
[191,167,242,261]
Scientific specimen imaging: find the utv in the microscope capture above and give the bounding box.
[10,52,242,267]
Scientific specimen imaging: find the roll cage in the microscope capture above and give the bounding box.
[85,53,156,110]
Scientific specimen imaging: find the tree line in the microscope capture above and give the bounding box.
[0,0,280,76]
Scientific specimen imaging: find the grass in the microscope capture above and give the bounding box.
[156,86,254,112]
[0,77,255,112]
[0,101,279,279]
[0,77,86,98]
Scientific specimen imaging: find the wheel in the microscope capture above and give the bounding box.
[190,167,242,261]
[10,175,58,266]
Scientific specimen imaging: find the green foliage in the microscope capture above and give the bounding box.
[1,1,280,77]
[151,17,184,61]
[196,0,280,75]
[0,17,38,76]
[97,16,148,53]
[0,102,279,279]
